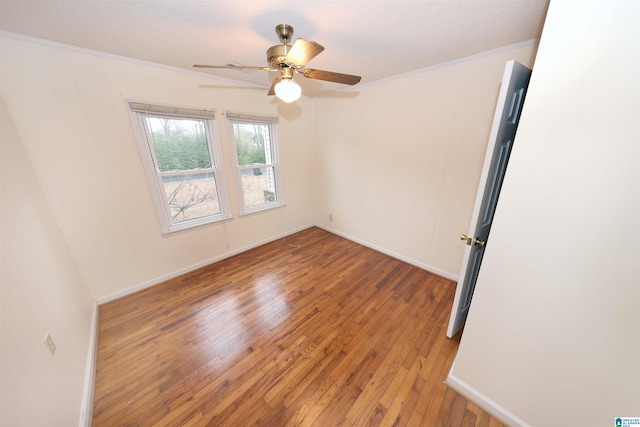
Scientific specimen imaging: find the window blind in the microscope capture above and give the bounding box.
[128,101,216,120]
[225,111,278,124]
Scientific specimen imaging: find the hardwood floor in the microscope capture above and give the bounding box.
[93,227,504,426]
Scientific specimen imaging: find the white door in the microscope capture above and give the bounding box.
[446,60,532,338]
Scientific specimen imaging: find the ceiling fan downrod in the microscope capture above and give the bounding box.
[275,24,294,45]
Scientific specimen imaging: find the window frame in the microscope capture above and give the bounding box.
[128,101,231,235]
[225,112,285,216]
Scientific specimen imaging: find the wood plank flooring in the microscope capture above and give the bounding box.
[93,227,504,426]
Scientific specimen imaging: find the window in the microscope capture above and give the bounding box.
[226,112,284,215]
[129,102,230,234]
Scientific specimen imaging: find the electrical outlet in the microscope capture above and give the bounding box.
[44,333,56,356]
[329,214,333,221]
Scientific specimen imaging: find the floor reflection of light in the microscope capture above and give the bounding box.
[191,276,294,370]
[252,276,293,331]
[197,291,247,363]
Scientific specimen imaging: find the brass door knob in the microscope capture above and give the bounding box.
[460,234,486,247]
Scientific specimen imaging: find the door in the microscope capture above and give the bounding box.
[446,60,532,338]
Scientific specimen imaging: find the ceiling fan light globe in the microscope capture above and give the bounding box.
[274,78,301,103]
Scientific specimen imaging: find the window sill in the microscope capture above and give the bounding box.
[161,213,233,237]
[238,201,286,217]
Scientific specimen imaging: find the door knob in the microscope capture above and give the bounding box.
[460,234,486,247]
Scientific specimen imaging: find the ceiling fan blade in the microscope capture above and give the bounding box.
[284,39,324,67]
[300,69,362,85]
[268,76,282,96]
[193,64,274,71]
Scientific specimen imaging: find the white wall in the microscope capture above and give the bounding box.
[0,34,316,300]
[313,43,537,278]
[449,1,640,425]
[1,97,95,426]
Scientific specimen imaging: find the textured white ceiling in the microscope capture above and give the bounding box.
[0,0,549,97]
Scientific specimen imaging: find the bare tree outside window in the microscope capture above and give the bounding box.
[146,116,222,223]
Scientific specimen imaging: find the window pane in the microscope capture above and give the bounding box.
[147,116,212,171]
[240,167,277,208]
[162,172,221,222]
[232,122,272,166]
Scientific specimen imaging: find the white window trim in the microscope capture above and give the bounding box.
[225,112,285,216]
[128,101,232,235]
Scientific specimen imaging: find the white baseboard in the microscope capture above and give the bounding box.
[446,370,529,427]
[314,224,459,282]
[79,301,99,427]
[96,224,314,304]
[98,223,458,304]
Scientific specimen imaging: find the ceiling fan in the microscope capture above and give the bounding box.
[194,24,362,103]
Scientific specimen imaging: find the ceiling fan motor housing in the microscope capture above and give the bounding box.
[266,44,291,68]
